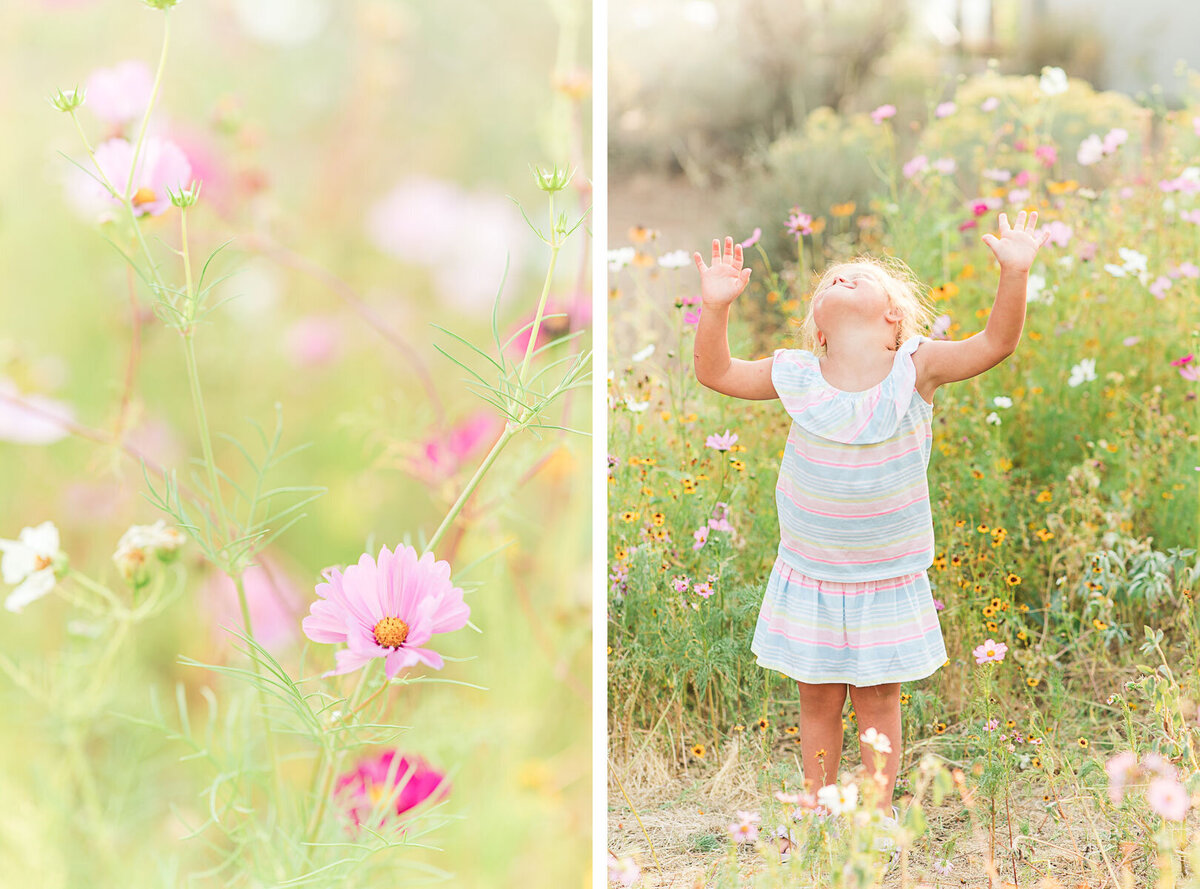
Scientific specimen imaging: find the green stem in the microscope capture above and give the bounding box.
[183,335,230,540]
[424,423,518,556]
[67,570,126,614]
[125,13,171,203]
[305,667,373,845]
[516,196,562,388]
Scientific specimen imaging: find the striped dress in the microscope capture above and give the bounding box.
[750,334,948,686]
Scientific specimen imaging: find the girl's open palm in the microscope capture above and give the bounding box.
[693,236,752,306]
[982,211,1050,273]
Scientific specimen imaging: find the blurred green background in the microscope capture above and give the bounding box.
[0,1,591,886]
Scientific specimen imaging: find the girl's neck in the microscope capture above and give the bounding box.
[820,329,899,389]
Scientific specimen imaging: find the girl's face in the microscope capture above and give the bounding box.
[812,267,901,339]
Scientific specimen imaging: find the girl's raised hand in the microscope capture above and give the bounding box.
[693,236,752,306]
[982,211,1051,274]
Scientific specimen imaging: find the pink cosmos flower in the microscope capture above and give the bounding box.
[334,750,449,828]
[684,306,702,326]
[1149,276,1172,299]
[973,638,1007,664]
[205,559,303,654]
[1147,777,1189,821]
[692,526,709,551]
[933,157,957,175]
[84,60,154,130]
[1034,145,1058,167]
[85,136,193,217]
[931,315,951,340]
[671,575,691,594]
[708,517,734,533]
[935,101,956,118]
[1122,336,1141,347]
[1044,220,1073,248]
[1105,751,1138,804]
[506,292,591,357]
[414,412,500,485]
[933,597,945,611]
[705,429,738,451]
[786,209,814,237]
[870,104,896,124]
[302,544,470,678]
[1181,210,1200,225]
[285,316,343,368]
[740,227,762,248]
[902,155,929,179]
[980,97,999,112]
[729,811,760,843]
[693,581,714,598]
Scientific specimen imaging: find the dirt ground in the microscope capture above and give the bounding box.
[607,736,1175,889]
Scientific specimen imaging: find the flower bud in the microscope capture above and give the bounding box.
[167,181,202,209]
[49,87,86,113]
[144,0,182,9]
[532,163,573,194]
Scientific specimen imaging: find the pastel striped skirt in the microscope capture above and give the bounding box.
[751,556,947,687]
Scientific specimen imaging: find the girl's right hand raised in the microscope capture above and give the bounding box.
[693,236,752,306]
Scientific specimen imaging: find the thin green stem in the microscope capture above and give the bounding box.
[125,13,171,202]
[424,424,517,556]
[516,202,562,389]
[183,335,231,541]
[67,570,126,614]
[305,667,373,845]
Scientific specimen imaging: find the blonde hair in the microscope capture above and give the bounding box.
[798,254,936,356]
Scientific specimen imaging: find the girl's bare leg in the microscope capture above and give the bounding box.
[848,681,902,813]
[796,681,849,791]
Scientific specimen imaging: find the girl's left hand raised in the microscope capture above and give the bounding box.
[982,211,1051,274]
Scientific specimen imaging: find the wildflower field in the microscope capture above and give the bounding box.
[0,1,591,886]
[608,66,1200,888]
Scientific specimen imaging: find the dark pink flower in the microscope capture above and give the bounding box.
[416,412,501,484]
[958,219,977,232]
[506,293,590,357]
[1034,145,1058,167]
[870,104,896,124]
[335,750,449,828]
[303,545,470,678]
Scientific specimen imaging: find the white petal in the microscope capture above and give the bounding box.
[20,521,60,558]
[0,540,36,584]
[5,569,56,612]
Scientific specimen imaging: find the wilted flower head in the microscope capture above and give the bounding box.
[112,520,185,585]
[302,544,470,678]
[335,749,449,828]
[1,521,67,613]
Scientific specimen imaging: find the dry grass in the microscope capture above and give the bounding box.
[608,738,1181,889]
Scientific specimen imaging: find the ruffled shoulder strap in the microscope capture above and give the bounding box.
[772,335,930,444]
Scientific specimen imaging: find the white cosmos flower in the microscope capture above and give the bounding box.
[1118,247,1148,274]
[993,396,1013,409]
[112,520,186,584]
[860,727,892,754]
[657,249,692,269]
[1104,264,1127,278]
[624,397,651,413]
[1039,66,1068,96]
[1068,359,1097,387]
[1026,273,1048,303]
[986,412,1002,426]
[631,344,656,362]
[0,521,64,612]
[608,247,635,272]
[817,781,859,815]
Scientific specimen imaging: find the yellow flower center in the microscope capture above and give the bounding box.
[131,186,158,207]
[373,617,409,648]
[34,555,52,571]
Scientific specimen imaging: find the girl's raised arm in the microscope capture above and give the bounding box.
[915,212,1051,394]
[693,236,778,401]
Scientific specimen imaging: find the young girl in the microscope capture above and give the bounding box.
[690,213,1049,846]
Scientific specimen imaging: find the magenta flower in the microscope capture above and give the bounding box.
[671,575,691,594]
[705,429,738,451]
[1147,777,1189,821]
[932,597,945,611]
[87,136,193,217]
[335,750,449,828]
[85,60,154,129]
[303,544,470,678]
[739,227,762,248]
[973,638,1007,664]
[683,306,702,326]
[413,412,500,485]
[870,104,896,124]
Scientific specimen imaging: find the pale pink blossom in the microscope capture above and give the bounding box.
[284,316,343,368]
[1034,145,1058,167]
[705,429,738,451]
[1044,220,1073,248]
[85,60,154,129]
[870,104,896,124]
[740,227,762,248]
[205,560,304,654]
[0,378,74,445]
[1149,276,1172,299]
[75,136,193,218]
[935,101,956,118]
[980,97,999,112]
[902,155,929,179]
[1147,777,1189,821]
[729,811,761,843]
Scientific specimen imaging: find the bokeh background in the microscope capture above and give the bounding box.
[608,1,1200,886]
[0,0,591,886]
